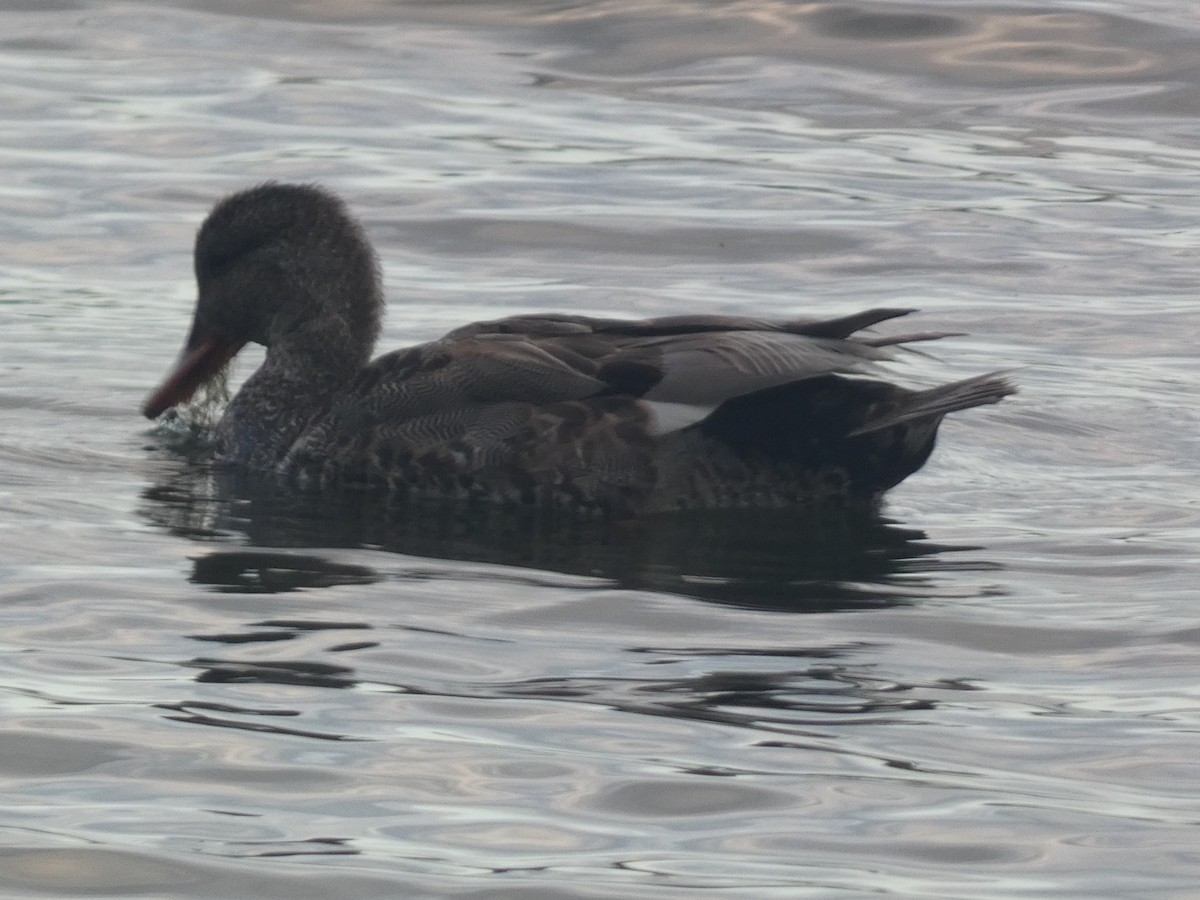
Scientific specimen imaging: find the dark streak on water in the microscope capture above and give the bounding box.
[2,0,1200,897]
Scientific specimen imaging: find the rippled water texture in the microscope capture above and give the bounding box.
[2,1,1199,896]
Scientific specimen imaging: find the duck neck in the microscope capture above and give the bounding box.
[215,328,369,471]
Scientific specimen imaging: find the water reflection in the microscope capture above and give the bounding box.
[157,696,360,740]
[140,460,991,613]
[190,551,380,594]
[135,436,1002,744]
[489,662,943,732]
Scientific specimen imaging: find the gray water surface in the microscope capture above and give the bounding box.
[2,1,1199,897]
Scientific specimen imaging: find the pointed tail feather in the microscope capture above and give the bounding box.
[850,372,1016,436]
[783,307,915,339]
[859,330,965,348]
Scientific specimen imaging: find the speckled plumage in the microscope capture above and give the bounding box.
[144,183,1015,516]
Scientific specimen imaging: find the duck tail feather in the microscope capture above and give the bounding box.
[849,372,1017,436]
[859,330,966,348]
[783,307,916,339]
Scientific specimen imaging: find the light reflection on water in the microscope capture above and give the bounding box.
[2,0,1200,897]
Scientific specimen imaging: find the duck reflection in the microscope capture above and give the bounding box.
[140,461,996,742]
[141,460,984,614]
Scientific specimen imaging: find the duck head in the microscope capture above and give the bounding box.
[143,183,384,418]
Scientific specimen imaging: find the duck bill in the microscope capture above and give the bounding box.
[142,321,245,419]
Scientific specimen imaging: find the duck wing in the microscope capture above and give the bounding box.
[599,330,890,404]
[446,306,914,340]
[330,306,915,426]
[279,307,938,479]
[337,334,608,421]
[458,306,915,404]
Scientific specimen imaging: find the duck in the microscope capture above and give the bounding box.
[142,183,1014,516]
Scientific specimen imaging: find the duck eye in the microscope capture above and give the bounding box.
[200,248,240,278]
[199,235,272,280]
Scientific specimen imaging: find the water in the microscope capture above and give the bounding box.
[3,0,1199,896]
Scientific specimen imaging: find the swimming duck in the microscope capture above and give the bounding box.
[143,183,1014,515]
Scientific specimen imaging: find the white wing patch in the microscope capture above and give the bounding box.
[642,400,719,435]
